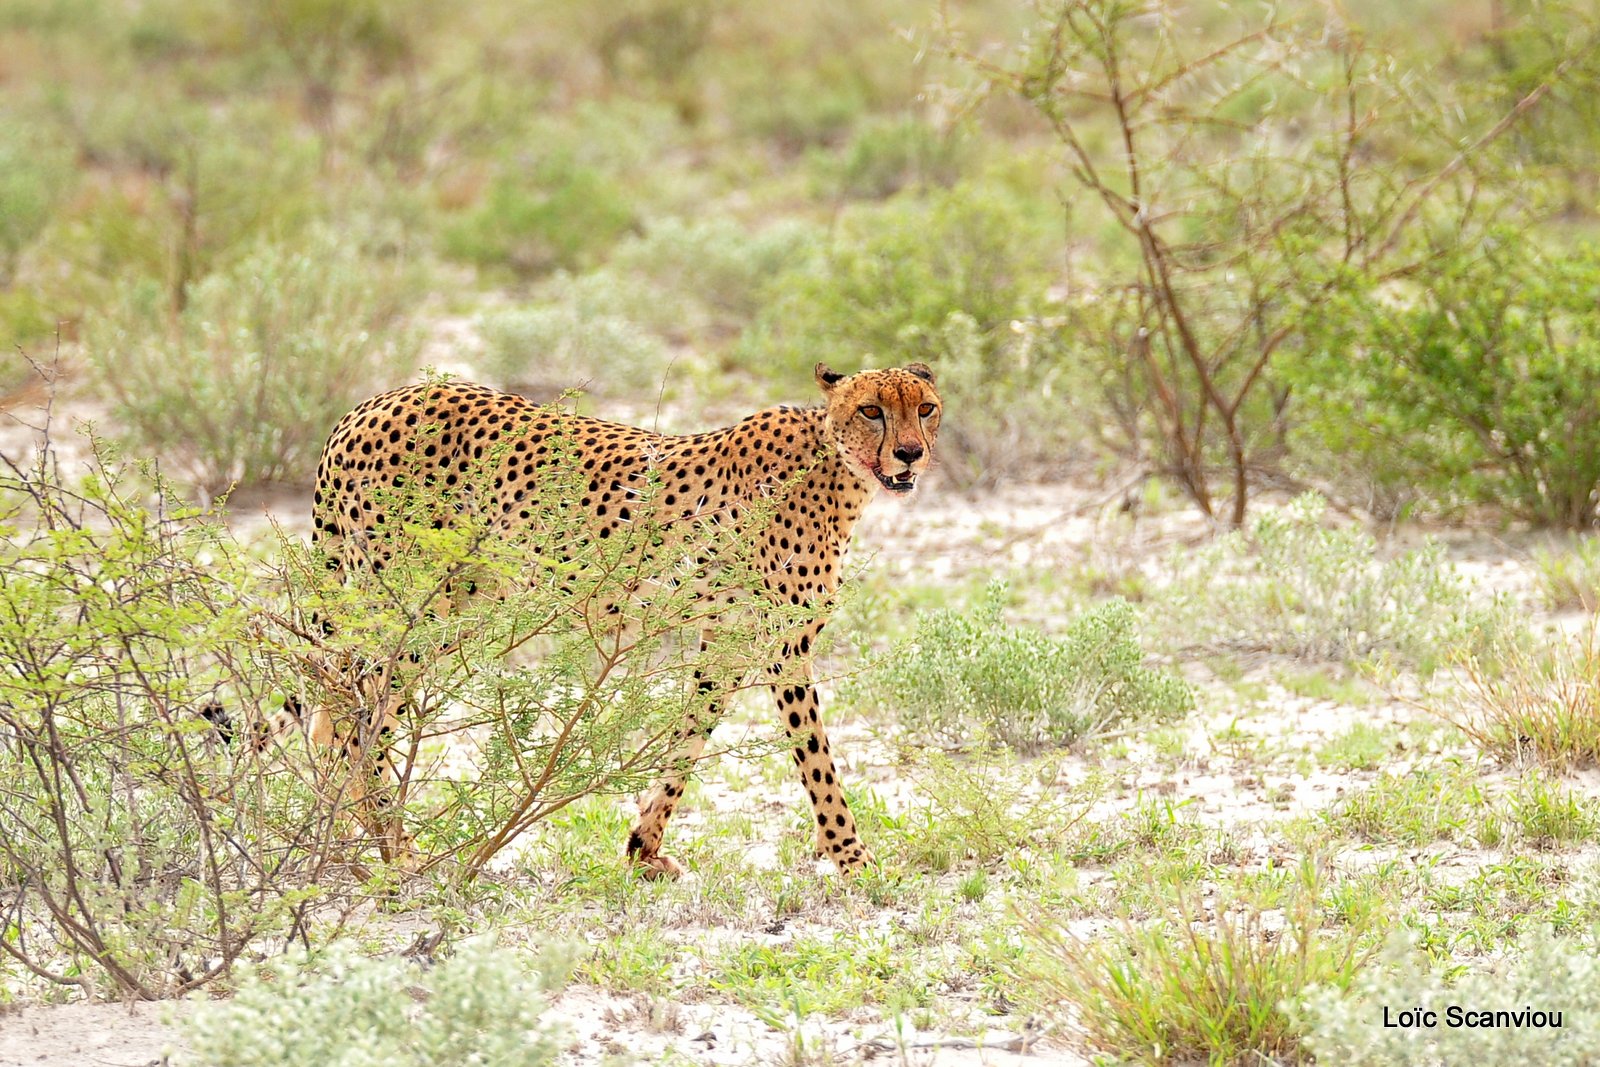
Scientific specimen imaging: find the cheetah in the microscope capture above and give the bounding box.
[297,361,941,877]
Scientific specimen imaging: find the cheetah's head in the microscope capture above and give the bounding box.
[815,362,942,496]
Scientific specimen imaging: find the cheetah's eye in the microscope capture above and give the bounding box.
[918,403,936,417]
[859,405,883,420]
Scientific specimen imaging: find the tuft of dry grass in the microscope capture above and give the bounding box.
[1439,632,1600,770]
[1019,863,1370,1066]
[1533,538,1600,612]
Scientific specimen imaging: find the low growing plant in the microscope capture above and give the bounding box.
[180,939,569,1067]
[848,582,1191,754]
[738,180,1067,480]
[1533,537,1600,611]
[1298,927,1600,1065]
[1435,632,1600,770]
[443,155,636,277]
[609,215,820,329]
[477,277,671,398]
[1163,494,1522,670]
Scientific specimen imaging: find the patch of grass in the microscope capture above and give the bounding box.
[1327,767,1482,845]
[1024,862,1369,1065]
[710,932,933,1017]
[1281,668,1375,705]
[1510,774,1600,848]
[1438,634,1600,770]
[1319,723,1395,771]
[1329,767,1600,851]
[581,926,683,997]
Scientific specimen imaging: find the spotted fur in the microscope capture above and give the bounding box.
[295,361,941,877]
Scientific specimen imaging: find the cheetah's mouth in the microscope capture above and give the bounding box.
[875,469,918,494]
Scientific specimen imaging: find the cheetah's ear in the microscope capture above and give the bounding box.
[815,362,846,392]
[905,362,936,385]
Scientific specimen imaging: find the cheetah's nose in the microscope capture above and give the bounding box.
[893,444,924,464]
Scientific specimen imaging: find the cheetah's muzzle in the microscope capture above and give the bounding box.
[876,470,918,493]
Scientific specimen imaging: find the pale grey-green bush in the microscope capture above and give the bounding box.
[477,276,672,398]
[0,121,71,287]
[85,227,421,497]
[181,939,570,1067]
[609,215,819,324]
[1299,928,1600,1066]
[849,582,1191,753]
[1162,494,1523,670]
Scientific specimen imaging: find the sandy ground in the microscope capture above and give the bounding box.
[0,993,1064,1067]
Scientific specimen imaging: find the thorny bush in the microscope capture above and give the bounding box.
[0,395,817,996]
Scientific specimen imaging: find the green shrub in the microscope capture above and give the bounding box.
[894,752,1094,868]
[180,939,568,1067]
[0,120,72,287]
[56,97,321,299]
[710,1,923,150]
[84,228,421,497]
[443,156,637,276]
[848,582,1191,754]
[743,181,1049,382]
[1298,927,1600,1065]
[1163,494,1523,670]
[0,288,57,388]
[0,440,328,998]
[1291,241,1600,527]
[0,404,819,995]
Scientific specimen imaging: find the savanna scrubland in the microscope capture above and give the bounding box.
[5,1,1600,1063]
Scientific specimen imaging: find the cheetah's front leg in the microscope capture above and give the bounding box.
[626,634,723,879]
[772,656,873,874]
